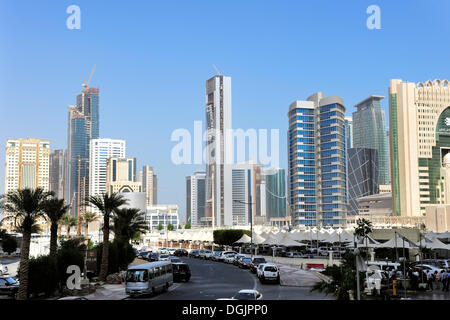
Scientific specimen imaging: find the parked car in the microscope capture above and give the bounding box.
[317,247,331,256]
[174,249,188,257]
[250,257,267,273]
[167,248,177,255]
[0,277,18,298]
[238,257,252,269]
[413,264,444,274]
[233,254,246,266]
[169,257,182,264]
[203,250,213,259]
[137,251,151,260]
[148,252,159,262]
[218,251,237,262]
[232,289,263,300]
[189,250,200,258]
[211,251,223,261]
[0,264,9,276]
[364,267,389,295]
[172,262,191,282]
[258,263,280,284]
[256,263,267,278]
[286,252,305,258]
[159,254,171,261]
[223,253,237,264]
[158,247,168,254]
[414,259,450,271]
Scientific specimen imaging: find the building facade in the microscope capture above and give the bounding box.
[49,149,64,199]
[288,93,347,228]
[344,116,353,149]
[205,75,233,227]
[66,87,100,216]
[347,148,379,215]
[89,138,126,198]
[230,162,264,226]
[353,95,389,185]
[142,165,157,207]
[186,171,206,226]
[389,79,450,217]
[146,205,179,231]
[264,168,287,223]
[106,157,141,194]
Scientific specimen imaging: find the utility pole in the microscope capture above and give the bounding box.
[234,195,254,259]
[72,156,89,237]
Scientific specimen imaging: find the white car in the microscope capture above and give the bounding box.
[414,264,444,274]
[203,250,213,259]
[158,247,168,254]
[256,263,267,278]
[0,264,9,275]
[258,263,280,284]
[223,253,236,264]
[232,289,263,300]
[286,252,305,258]
[218,251,237,262]
[167,248,177,255]
[159,254,170,261]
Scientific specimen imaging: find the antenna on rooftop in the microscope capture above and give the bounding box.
[212,64,223,76]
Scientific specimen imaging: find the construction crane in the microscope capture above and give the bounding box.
[82,64,97,90]
[212,64,222,76]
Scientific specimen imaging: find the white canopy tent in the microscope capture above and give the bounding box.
[233,233,252,244]
[416,236,450,250]
[377,233,418,249]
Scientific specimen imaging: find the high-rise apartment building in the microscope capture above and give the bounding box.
[264,168,287,223]
[186,171,206,226]
[344,116,353,149]
[142,165,157,207]
[230,162,264,226]
[389,79,450,217]
[347,148,379,215]
[89,139,126,199]
[353,95,389,185]
[66,87,100,216]
[106,157,141,194]
[288,93,347,227]
[4,138,50,194]
[205,75,232,227]
[49,149,64,199]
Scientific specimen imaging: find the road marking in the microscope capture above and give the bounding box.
[168,283,182,292]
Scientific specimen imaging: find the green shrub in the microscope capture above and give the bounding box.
[213,229,252,246]
[28,255,58,297]
[95,239,136,274]
[2,236,18,254]
[56,238,86,287]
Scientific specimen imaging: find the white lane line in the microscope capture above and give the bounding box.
[168,283,182,292]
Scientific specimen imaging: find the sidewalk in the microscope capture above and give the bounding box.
[277,264,321,287]
[84,283,128,300]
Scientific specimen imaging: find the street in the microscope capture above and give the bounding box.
[128,257,332,300]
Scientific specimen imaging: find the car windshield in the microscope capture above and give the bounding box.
[253,258,266,263]
[234,292,255,300]
[265,266,277,272]
[161,254,169,258]
[4,277,17,285]
[171,258,181,263]
[126,270,148,282]
[175,264,190,271]
[242,258,251,262]
[205,250,212,253]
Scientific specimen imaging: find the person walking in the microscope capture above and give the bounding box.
[434,271,440,290]
[440,270,446,292]
[443,270,449,292]
[427,270,434,291]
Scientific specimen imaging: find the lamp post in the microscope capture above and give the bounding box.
[234,196,254,259]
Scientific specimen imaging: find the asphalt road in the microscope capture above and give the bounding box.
[129,257,332,300]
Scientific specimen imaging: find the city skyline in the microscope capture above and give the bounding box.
[2,1,450,223]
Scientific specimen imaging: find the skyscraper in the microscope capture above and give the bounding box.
[186,171,206,226]
[288,93,347,227]
[205,75,232,227]
[353,95,389,185]
[344,116,353,149]
[347,148,379,215]
[66,87,100,216]
[142,165,157,207]
[49,149,64,199]
[106,157,141,194]
[230,162,263,226]
[389,79,450,217]
[89,138,126,198]
[264,168,287,223]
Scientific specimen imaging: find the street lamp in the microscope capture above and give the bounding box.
[234,196,254,259]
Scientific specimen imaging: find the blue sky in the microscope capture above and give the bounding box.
[1,1,450,222]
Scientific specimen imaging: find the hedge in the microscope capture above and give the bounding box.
[213,229,252,246]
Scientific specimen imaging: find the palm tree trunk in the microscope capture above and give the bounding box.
[17,230,31,300]
[58,225,62,237]
[50,223,58,257]
[66,226,70,238]
[99,215,110,282]
[84,224,89,239]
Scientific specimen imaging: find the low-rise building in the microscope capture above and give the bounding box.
[146,205,179,231]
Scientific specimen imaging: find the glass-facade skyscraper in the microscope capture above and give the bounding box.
[353,95,389,185]
[66,87,100,216]
[288,92,347,228]
[347,148,379,215]
[264,168,287,223]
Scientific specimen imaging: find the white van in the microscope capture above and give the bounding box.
[125,261,173,297]
[367,261,400,272]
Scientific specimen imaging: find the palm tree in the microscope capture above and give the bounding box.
[1,188,53,300]
[86,193,128,282]
[82,211,98,242]
[355,218,373,254]
[112,208,148,243]
[60,214,77,238]
[42,198,70,257]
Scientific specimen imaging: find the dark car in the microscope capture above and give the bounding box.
[233,254,246,266]
[137,251,151,259]
[170,257,182,264]
[250,257,267,273]
[189,250,200,258]
[174,249,188,257]
[0,277,19,299]
[148,252,159,262]
[239,257,252,269]
[172,263,191,282]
